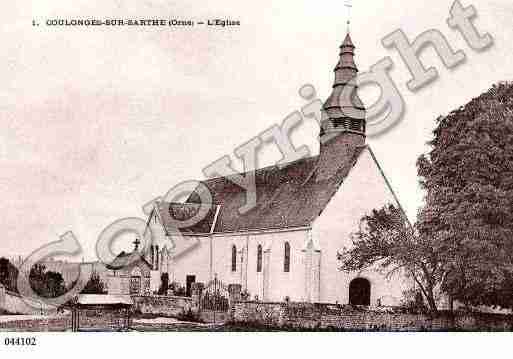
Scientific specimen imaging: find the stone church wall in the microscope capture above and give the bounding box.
[312,147,414,305]
[146,147,415,305]
[231,301,513,331]
[247,231,308,302]
[211,234,246,294]
[212,231,308,303]
[168,236,211,287]
[165,230,310,303]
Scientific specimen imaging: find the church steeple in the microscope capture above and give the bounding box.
[321,33,366,140]
[316,32,366,181]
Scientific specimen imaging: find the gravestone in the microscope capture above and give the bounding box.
[191,282,204,311]
[228,284,242,303]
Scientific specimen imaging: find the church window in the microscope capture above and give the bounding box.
[155,245,159,270]
[231,245,237,272]
[257,245,262,272]
[284,242,290,272]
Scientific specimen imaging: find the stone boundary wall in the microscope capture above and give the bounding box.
[231,301,513,331]
[132,295,194,317]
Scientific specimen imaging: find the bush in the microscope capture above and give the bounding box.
[399,290,428,314]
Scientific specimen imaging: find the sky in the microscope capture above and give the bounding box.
[1,0,513,261]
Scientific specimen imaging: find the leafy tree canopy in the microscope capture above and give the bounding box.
[417,82,513,308]
[340,82,513,311]
[29,264,67,299]
[0,257,19,293]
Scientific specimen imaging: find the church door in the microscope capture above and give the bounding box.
[349,278,371,306]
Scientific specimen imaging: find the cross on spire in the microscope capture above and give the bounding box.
[344,0,352,33]
[133,237,141,251]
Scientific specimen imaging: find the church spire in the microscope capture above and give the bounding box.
[316,31,366,181]
[321,32,366,140]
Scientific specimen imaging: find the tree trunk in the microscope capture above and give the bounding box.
[410,269,438,313]
[426,286,438,313]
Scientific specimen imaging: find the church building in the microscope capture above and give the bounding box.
[119,33,413,306]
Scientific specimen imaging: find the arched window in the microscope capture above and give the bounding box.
[256,245,262,272]
[284,242,290,272]
[349,278,371,306]
[231,245,237,272]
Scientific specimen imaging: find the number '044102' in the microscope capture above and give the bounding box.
[4,337,37,346]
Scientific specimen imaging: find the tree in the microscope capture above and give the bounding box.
[80,271,106,294]
[28,264,47,296]
[417,82,513,309]
[28,264,67,299]
[45,271,67,298]
[338,204,443,312]
[0,257,19,293]
[339,83,513,311]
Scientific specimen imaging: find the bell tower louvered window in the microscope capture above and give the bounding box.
[257,245,262,272]
[284,242,291,272]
